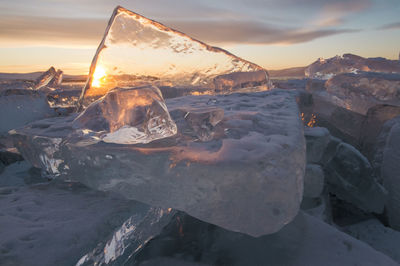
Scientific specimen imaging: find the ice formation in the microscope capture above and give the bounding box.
[12,89,305,237]
[323,72,400,115]
[374,116,400,229]
[0,179,173,266]
[73,85,177,144]
[78,6,270,107]
[33,67,63,91]
[0,90,55,134]
[305,54,400,79]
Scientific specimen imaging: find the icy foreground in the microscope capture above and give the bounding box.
[79,6,270,107]
[12,89,305,237]
[132,212,399,266]
[0,174,174,266]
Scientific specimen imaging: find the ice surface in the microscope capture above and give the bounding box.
[47,69,63,88]
[345,219,400,264]
[12,89,306,237]
[131,212,398,266]
[0,89,56,134]
[305,54,400,79]
[78,6,270,107]
[34,67,56,90]
[0,163,174,266]
[324,72,400,115]
[304,127,330,163]
[73,85,177,145]
[374,116,400,229]
[303,164,324,198]
[325,142,386,213]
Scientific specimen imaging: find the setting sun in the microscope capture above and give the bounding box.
[91,65,106,87]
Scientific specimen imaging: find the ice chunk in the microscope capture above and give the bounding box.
[324,72,400,115]
[73,85,177,145]
[172,107,224,141]
[345,219,400,264]
[34,67,56,90]
[325,142,386,213]
[0,181,173,266]
[304,127,330,163]
[47,69,63,88]
[303,164,324,198]
[360,104,400,160]
[76,207,175,265]
[13,89,306,237]
[0,90,56,134]
[132,212,398,266]
[78,6,270,107]
[305,53,400,79]
[46,89,81,109]
[374,116,400,229]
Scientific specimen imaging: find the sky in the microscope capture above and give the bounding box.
[0,0,399,74]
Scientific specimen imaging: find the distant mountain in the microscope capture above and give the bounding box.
[0,72,87,82]
[268,67,306,79]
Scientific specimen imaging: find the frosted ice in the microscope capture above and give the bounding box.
[12,89,306,237]
[324,72,400,115]
[34,67,56,90]
[305,54,400,79]
[78,6,270,107]
[47,69,63,88]
[0,179,173,266]
[132,212,398,266]
[374,116,400,229]
[0,90,56,134]
[73,85,177,145]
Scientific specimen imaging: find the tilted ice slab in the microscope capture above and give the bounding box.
[78,6,270,107]
[12,89,305,237]
[323,72,400,115]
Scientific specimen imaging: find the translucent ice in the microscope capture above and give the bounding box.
[78,6,270,107]
[73,85,177,144]
[324,72,400,115]
[34,67,56,90]
[47,69,63,88]
[12,89,306,237]
[305,54,400,79]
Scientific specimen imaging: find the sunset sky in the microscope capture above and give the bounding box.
[0,0,399,74]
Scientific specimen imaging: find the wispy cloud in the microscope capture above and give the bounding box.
[312,0,372,27]
[168,20,359,45]
[0,16,105,47]
[379,22,400,30]
[0,15,358,48]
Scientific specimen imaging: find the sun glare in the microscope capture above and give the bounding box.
[91,65,106,87]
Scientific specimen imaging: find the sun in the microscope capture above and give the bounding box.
[91,65,106,87]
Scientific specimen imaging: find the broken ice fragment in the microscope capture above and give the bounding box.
[79,6,270,107]
[172,107,224,141]
[34,67,56,90]
[73,85,177,144]
[47,69,63,88]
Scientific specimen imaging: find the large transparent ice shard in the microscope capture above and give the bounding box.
[34,67,56,90]
[78,6,270,107]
